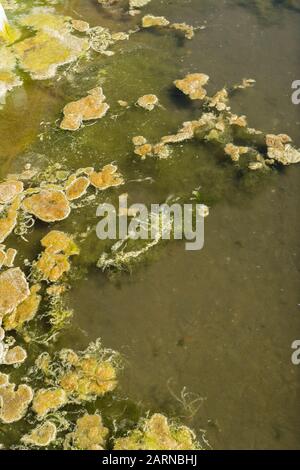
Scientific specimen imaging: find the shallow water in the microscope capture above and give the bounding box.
[1,0,300,449]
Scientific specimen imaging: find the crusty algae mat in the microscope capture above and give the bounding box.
[0,0,300,450]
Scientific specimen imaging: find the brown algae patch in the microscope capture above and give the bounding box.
[0,246,17,269]
[71,20,90,33]
[266,134,300,165]
[0,378,33,424]
[129,0,152,7]
[142,15,194,39]
[65,176,90,201]
[21,421,57,447]
[89,164,124,190]
[208,88,230,112]
[59,355,117,400]
[225,143,249,162]
[60,88,109,131]
[0,195,22,243]
[3,284,41,331]
[175,73,209,100]
[64,414,109,450]
[3,345,27,365]
[34,231,79,283]
[33,341,119,404]
[0,268,30,318]
[142,15,170,28]
[32,388,67,418]
[0,180,23,204]
[137,94,159,111]
[22,190,71,223]
[170,22,195,40]
[114,413,199,450]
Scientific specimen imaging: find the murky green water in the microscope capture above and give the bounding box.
[0,0,300,450]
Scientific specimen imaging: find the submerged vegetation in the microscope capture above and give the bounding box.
[0,0,299,450]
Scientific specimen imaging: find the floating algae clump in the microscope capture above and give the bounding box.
[34,231,79,283]
[0,268,30,318]
[170,22,195,40]
[71,19,90,33]
[41,230,79,256]
[266,134,300,165]
[137,94,159,111]
[0,180,23,204]
[225,143,249,162]
[174,73,209,100]
[33,341,119,403]
[60,87,109,131]
[22,190,71,223]
[21,421,57,447]
[142,15,170,28]
[0,246,17,269]
[0,195,22,243]
[65,176,90,201]
[208,88,230,112]
[114,413,199,450]
[3,345,27,365]
[18,8,71,34]
[32,388,67,418]
[64,414,109,450]
[59,355,117,400]
[0,378,33,423]
[0,372,8,387]
[89,164,124,190]
[3,284,41,331]
[13,29,88,80]
[134,142,153,159]
[141,16,194,40]
[87,26,129,55]
[130,0,152,8]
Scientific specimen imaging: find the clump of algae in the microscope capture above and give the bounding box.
[33,231,79,283]
[0,180,23,204]
[0,246,17,269]
[12,8,89,80]
[21,421,57,447]
[137,94,159,111]
[22,190,71,223]
[2,345,27,365]
[266,133,300,165]
[60,87,109,131]
[32,388,67,418]
[148,73,300,173]
[65,176,90,201]
[32,340,119,405]
[141,15,195,40]
[89,164,124,190]
[3,284,41,331]
[175,73,210,100]
[0,267,30,318]
[0,195,22,243]
[0,376,33,424]
[64,414,109,450]
[114,413,200,450]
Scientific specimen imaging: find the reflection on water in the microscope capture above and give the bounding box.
[0,0,299,449]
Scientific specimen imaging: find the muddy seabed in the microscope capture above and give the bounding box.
[0,0,300,450]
